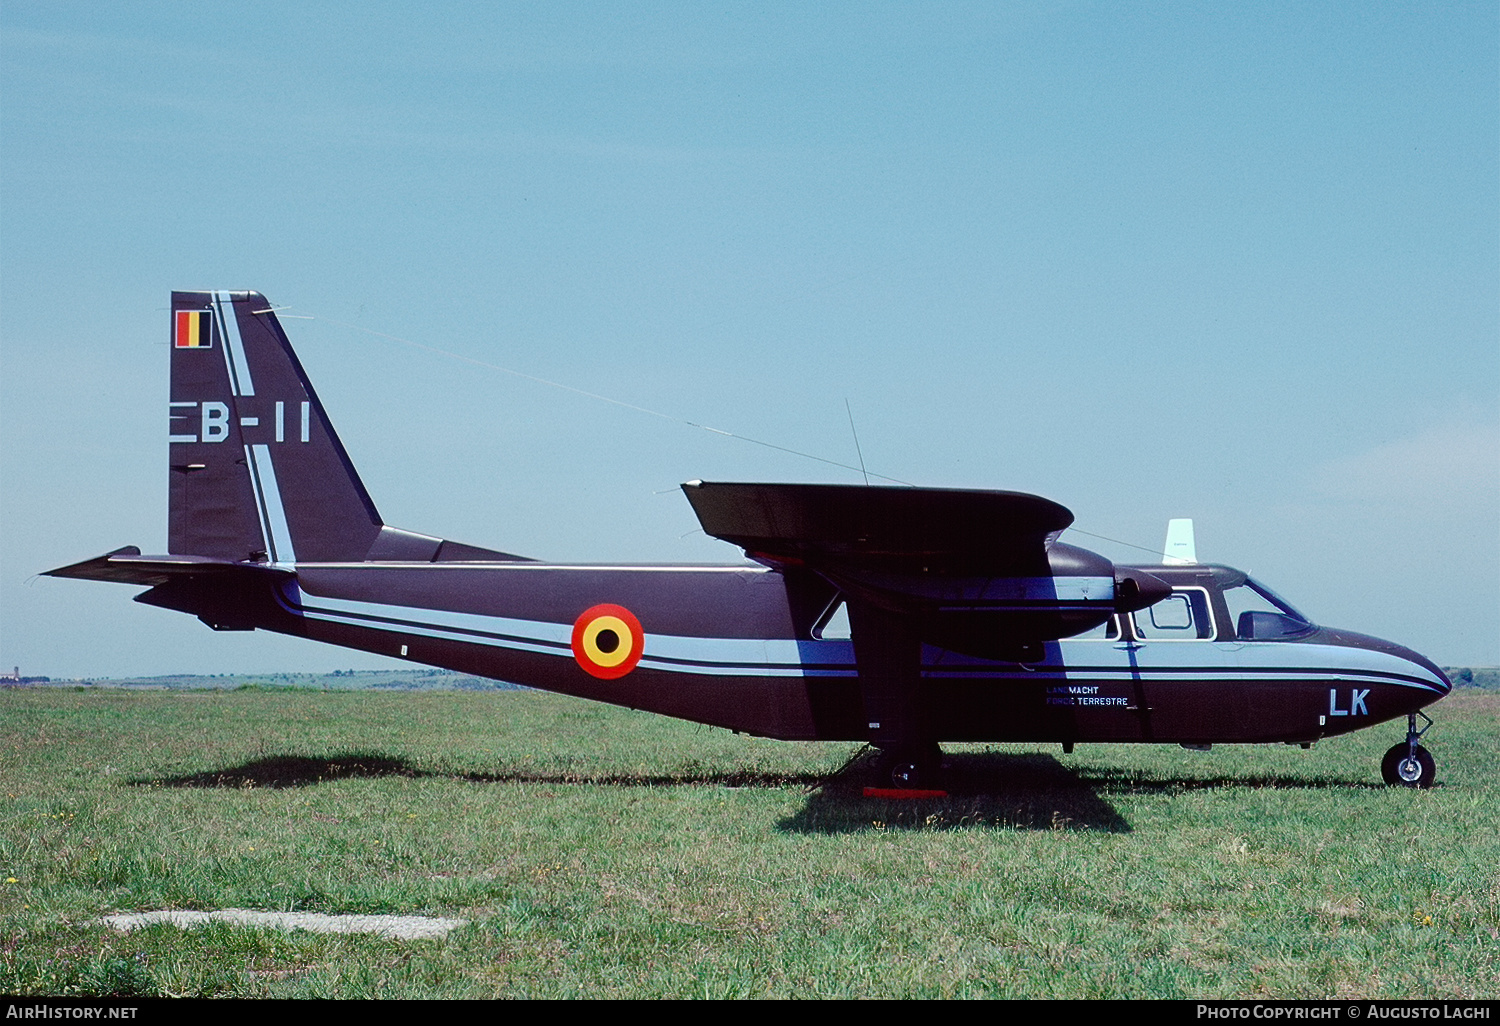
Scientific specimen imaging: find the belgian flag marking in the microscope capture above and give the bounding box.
[174,310,214,349]
[571,604,645,679]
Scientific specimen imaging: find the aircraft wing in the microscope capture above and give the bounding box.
[683,480,1168,647]
[680,481,1072,576]
[683,481,1106,754]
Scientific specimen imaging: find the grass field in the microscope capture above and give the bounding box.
[1,682,1496,998]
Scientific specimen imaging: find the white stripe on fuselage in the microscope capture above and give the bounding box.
[278,585,819,675]
[272,578,1441,692]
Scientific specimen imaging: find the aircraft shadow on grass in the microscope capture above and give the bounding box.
[130,749,1389,835]
[130,752,828,791]
[782,751,1133,834]
[781,751,1404,834]
[129,749,1129,833]
[131,753,431,789]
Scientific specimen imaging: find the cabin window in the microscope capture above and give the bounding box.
[1130,588,1216,641]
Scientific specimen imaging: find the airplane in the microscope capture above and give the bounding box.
[46,291,1452,792]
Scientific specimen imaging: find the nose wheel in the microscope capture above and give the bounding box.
[1381,711,1435,789]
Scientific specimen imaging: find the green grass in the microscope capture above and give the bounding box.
[1,685,1496,998]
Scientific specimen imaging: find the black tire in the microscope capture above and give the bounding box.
[874,744,943,790]
[1381,743,1435,789]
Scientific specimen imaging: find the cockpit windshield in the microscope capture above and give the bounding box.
[1224,577,1314,640]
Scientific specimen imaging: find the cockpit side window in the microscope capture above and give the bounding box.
[1130,587,1216,641]
[1224,578,1313,640]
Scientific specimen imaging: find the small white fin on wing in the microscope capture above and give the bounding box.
[1163,518,1197,565]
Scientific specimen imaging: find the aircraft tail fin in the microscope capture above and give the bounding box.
[1162,518,1197,565]
[168,291,385,564]
[167,292,531,565]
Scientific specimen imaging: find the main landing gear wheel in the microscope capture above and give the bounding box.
[1381,743,1435,788]
[874,744,943,790]
[1381,710,1436,789]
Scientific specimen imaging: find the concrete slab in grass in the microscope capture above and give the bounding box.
[101,909,467,941]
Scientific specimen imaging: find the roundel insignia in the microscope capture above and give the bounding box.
[571,604,645,680]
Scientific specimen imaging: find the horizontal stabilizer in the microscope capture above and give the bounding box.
[44,546,293,587]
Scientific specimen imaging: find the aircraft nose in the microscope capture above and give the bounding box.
[1377,639,1451,695]
[1422,660,1452,694]
[1315,626,1452,695]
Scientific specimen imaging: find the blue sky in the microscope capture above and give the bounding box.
[2,2,1496,676]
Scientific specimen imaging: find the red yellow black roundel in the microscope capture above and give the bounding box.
[571,604,645,679]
